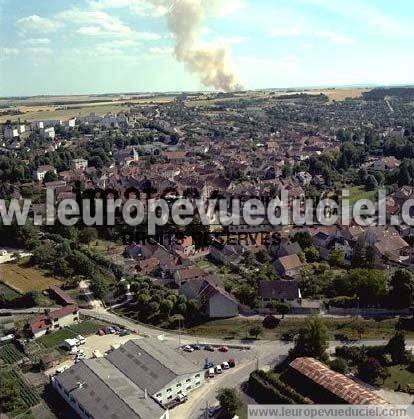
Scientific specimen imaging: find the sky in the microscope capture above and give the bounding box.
[0,0,414,96]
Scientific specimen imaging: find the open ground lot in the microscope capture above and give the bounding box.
[0,261,62,293]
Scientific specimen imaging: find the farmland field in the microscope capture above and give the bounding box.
[0,368,41,417]
[0,343,25,364]
[0,262,62,293]
[0,95,176,123]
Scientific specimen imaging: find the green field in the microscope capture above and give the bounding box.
[383,365,414,392]
[183,317,407,341]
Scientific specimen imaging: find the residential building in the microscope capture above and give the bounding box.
[259,280,302,305]
[41,126,56,139]
[273,254,305,278]
[28,305,79,339]
[34,165,57,181]
[180,276,239,318]
[72,158,89,171]
[4,127,19,139]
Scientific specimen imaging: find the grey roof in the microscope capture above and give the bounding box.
[259,280,300,300]
[86,358,165,419]
[54,358,164,419]
[106,340,176,395]
[106,339,202,395]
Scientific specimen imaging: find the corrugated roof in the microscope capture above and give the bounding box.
[289,357,388,405]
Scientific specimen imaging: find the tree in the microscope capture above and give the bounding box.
[90,276,109,299]
[330,358,348,374]
[160,299,174,317]
[358,357,388,384]
[386,332,406,364]
[293,231,313,249]
[304,246,319,262]
[389,269,414,309]
[43,170,58,183]
[79,227,98,245]
[249,325,263,339]
[216,388,242,418]
[256,248,270,264]
[333,269,387,307]
[329,250,345,267]
[291,316,328,361]
[365,174,378,191]
[275,302,290,319]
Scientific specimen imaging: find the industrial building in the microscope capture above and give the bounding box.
[52,338,206,419]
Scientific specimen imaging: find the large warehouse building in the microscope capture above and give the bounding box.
[51,338,206,419]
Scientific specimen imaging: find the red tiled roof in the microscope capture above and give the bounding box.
[289,357,388,405]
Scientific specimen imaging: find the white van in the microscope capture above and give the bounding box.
[215,365,222,374]
[208,368,215,378]
[222,361,230,370]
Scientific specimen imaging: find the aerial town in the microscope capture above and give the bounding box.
[1,86,414,418]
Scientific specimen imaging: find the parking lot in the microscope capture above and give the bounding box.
[45,332,141,376]
[177,343,255,371]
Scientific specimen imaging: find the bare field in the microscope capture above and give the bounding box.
[0,262,62,293]
[312,88,369,102]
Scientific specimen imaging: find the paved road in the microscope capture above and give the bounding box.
[171,341,291,419]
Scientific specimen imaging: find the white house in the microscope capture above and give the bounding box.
[41,127,55,139]
[28,305,79,339]
[4,127,19,140]
[34,165,57,181]
[72,158,88,171]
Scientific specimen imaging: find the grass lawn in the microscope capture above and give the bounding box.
[348,185,378,206]
[0,262,62,293]
[183,317,409,341]
[37,320,106,349]
[383,365,414,392]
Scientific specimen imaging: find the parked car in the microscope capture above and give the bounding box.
[119,329,130,337]
[98,329,105,336]
[191,344,201,350]
[204,345,215,352]
[204,361,214,369]
[183,345,194,352]
[222,361,230,370]
[218,346,228,352]
[76,335,86,345]
[228,358,236,368]
[208,367,215,378]
[215,365,222,374]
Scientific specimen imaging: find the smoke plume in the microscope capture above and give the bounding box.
[163,0,243,92]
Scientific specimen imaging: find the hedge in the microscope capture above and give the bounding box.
[249,370,311,404]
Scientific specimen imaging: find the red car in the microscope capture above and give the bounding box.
[98,329,105,336]
[218,346,228,352]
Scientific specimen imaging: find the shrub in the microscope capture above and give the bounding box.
[263,315,280,329]
[329,358,348,374]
